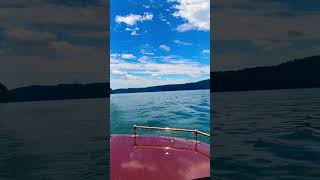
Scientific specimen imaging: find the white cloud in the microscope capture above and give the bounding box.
[121,53,136,59]
[125,27,139,31]
[112,70,129,77]
[172,0,210,32]
[115,14,141,26]
[110,54,209,88]
[174,40,192,46]
[125,27,140,36]
[115,12,153,26]
[141,49,154,55]
[138,56,153,63]
[159,45,171,51]
[111,53,136,59]
[131,31,139,35]
[202,49,210,54]
[142,13,154,20]
[159,13,169,23]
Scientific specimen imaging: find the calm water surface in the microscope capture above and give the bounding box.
[1,88,319,179]
[0,99,108,180]
[110,90,210,143]
[213,88,320,179]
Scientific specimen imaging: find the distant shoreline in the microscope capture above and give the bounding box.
[2,87,319,103]
[111,86,320,96]
[111,88,210,95]
[0,96,109,104]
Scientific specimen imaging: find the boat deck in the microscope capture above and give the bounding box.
[110,135,210,180]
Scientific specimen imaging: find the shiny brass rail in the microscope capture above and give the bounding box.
[133,125,210,142]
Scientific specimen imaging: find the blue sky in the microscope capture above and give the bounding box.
[110,0,210,89]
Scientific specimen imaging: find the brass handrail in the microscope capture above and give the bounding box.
[133,125,210,142]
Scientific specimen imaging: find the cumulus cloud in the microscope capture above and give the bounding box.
[115,12,153,26]
[140,49,154,55]
[159,45,171,51]
[172,0,210,32]
[111,53,136,59]
[121,53,136,59]
[125,27,139,31]
[125,27,140,36]
[131,31,139,35]
[174,40,192,46]
[202,49,210,54]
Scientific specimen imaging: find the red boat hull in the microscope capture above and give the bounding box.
[110,135,210,180]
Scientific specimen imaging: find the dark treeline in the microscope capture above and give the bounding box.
[212,55,320,92]
[111,79,210,94]
[0,83,8,101]
[0,83,110,103]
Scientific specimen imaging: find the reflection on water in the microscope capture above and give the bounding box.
[0,98,108,180]
[213,88,320,179]
[110,90,210,143]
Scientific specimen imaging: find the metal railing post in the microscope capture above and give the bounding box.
[133,125,137,136]
[195,130,198,142]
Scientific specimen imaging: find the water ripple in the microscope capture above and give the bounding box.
[213,88,320,179]
[111,90,210,143]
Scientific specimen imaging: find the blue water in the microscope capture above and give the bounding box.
[0,99,108,180]
[213,88,320,179]
[110,89,210,143]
